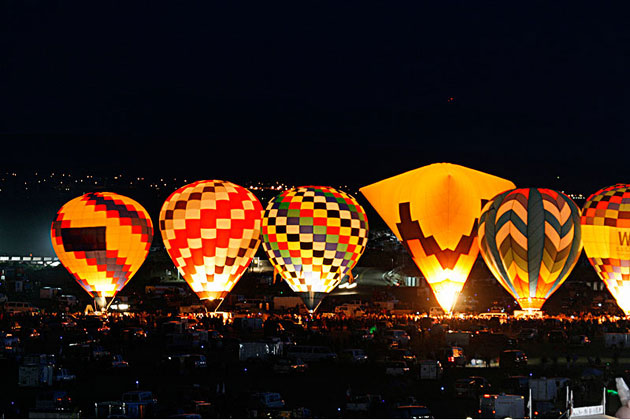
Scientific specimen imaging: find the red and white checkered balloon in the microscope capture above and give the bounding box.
[159,180,263,301]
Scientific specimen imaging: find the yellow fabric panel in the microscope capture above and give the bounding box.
[583,225,630,260]
[339,227,352,236]
[360,163,515,250]
[406,237,478,311]
[327,218,341,227]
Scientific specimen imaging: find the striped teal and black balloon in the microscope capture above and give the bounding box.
[478,188,582,311]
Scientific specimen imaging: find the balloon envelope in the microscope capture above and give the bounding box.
[581,184,630,315]
[51,192,153,302]
[261,186,369,312]
[159,180,263,306]
[478,188,582,311]
[360,163,515,313]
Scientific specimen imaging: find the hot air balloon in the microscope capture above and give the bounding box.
[360,163,515,313]
[581,184,630,315]
[51,192,153,311]
[478,188,582,312]
[261,186,369,312]
[159,180,263,311]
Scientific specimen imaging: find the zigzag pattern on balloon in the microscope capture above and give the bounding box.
[479,188,582,311]
[478,191,518,299]
[396,202,479,271]
[360,163,516,313]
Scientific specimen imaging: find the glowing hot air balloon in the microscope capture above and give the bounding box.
[51,192,154,311]
[261,186,369,312]
[360,163,515,313]
[159,180,263,310]
[581,184,630,315]
[478,188,582,312]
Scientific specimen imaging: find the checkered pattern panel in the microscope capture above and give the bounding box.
[582,184,630,228]
[589,257,630,283]
[262,186,369,294]
[159,180,263,301]
[50,192,154,298]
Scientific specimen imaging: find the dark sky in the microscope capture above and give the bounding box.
[1,2,629,254]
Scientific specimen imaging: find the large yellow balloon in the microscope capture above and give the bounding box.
[51,192,154,309]
[582,184,630,315]
[360,163,515,312]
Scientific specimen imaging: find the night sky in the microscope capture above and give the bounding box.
[1,2,629,255]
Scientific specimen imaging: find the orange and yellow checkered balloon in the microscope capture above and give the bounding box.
[159,180,263,303]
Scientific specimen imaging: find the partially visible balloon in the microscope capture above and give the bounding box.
[479,188,582,311]
[581,184,630,315]
[159,180,262,310]
[261,186,369,312]
[51,192,153,310]
[360,163,515,313]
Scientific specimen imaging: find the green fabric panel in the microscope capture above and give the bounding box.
[527,189,544,299]
[287,209,300,217]
[313,225,327,234]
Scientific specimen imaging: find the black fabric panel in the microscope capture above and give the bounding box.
[61,227,106,252]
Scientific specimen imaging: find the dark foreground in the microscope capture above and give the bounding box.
[1,311,629,418]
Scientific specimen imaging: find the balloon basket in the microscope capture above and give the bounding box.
[202,298,224,313]
[513,309,544,319]
[93,296,114,314]
[296,291,326,313]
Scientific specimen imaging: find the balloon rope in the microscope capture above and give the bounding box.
[105,297,114,312]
